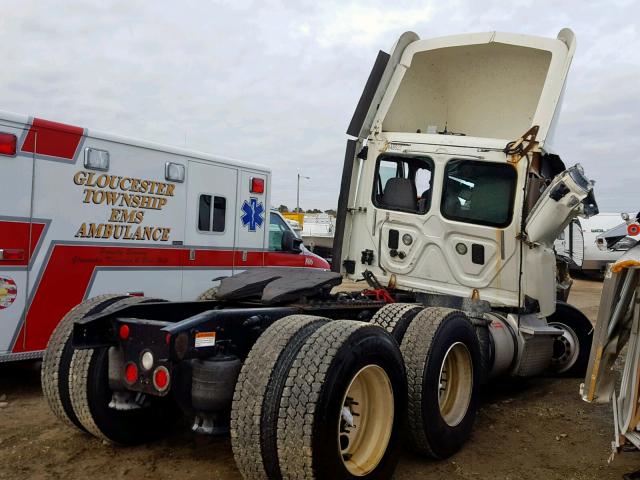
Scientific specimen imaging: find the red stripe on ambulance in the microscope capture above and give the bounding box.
[21,118,84,160]
[0,221,46,266]
[11,244,324,353]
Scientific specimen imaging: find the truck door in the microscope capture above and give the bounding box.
[376,154,521,302]
[0,123,34,356]
[234,170,268,270]
[183,161,238,299]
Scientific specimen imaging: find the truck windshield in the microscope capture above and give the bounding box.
[269,212,294,251]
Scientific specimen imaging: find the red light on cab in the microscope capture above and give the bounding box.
[250,177,265,194]
[629,224,640,237]
[124,362,138,384]
[119,324,130,340]
[0,132,17,156]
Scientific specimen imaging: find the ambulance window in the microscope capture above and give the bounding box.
[198,195,211,231]
[441,159,517,228]
[372,154,434,214]
[198,194,226,233]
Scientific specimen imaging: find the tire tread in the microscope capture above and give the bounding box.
[68,296,161,442]
[276,320,373,480]
[41,294,125,429]
[400,306,459,457]
[231,314,328,480]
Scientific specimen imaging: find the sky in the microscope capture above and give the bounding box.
[0,0,638,212]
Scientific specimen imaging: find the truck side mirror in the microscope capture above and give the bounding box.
[282,230,303,253]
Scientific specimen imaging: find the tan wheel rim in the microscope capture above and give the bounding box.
[438,342,473,427]
[338,365,394,476]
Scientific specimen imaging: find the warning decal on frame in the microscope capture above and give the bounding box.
[195,331,216,348]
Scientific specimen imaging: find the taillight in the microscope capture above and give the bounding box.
[127,291,144,297]
[119,324,130,340]
[250,177,265,194]
[0,249,25,261]
[628,224,640,236]
[124,362,138,384]
[0,132,17,156]
[153,366,170,391]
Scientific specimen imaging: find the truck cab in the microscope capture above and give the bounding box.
[335,29,597,317]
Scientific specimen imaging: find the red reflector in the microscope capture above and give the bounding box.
[250,177,265,194]
[0,249,25,261]
[119,324,130,340]
[165,333,171,345]
[153,366,170,391]
[628,224,640,236]
[124,362,138,384]
[127,291,144,297]
[0,132,17,156]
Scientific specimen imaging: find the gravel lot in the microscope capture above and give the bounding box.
[1,277,638,480]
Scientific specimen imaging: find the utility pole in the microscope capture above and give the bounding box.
[297,173,310,213]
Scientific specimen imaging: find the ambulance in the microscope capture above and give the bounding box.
[0,111,329,362]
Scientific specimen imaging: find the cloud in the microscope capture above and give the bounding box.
[0,0,636,213]
[311,3,433,47]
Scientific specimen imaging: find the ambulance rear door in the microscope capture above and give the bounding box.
[234,169,268,270]
[0,120,33,357]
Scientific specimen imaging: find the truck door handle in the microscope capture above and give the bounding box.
[0,249,25,261]
[471,244,485,265]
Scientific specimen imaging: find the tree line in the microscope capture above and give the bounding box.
[277,205,336,216]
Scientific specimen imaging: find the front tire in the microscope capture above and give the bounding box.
[547,302,593,377]
[277,321,406,479]
[401,307,481,459]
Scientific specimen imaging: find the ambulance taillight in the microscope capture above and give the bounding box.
[250,177,264,194]
[0,249,25,261]
[0,133,17,156]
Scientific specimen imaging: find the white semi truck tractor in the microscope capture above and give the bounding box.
[42,29,598,479]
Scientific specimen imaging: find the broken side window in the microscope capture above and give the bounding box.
[372,154,434,214]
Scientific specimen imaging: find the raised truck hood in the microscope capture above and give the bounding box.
[349,29,576,147]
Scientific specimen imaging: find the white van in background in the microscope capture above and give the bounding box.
[556,213,627,274]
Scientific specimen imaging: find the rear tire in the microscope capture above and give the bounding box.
[277,321,406,479]
[69,296,176,445]
[401,307,481,459]
[197,287,218,301]
[41,294,127,431]
[231,314,329,480]
[369,303,422,343]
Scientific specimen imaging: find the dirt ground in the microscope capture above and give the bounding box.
[1,277,639,480]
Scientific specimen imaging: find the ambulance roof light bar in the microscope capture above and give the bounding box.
[0,132,17,156]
